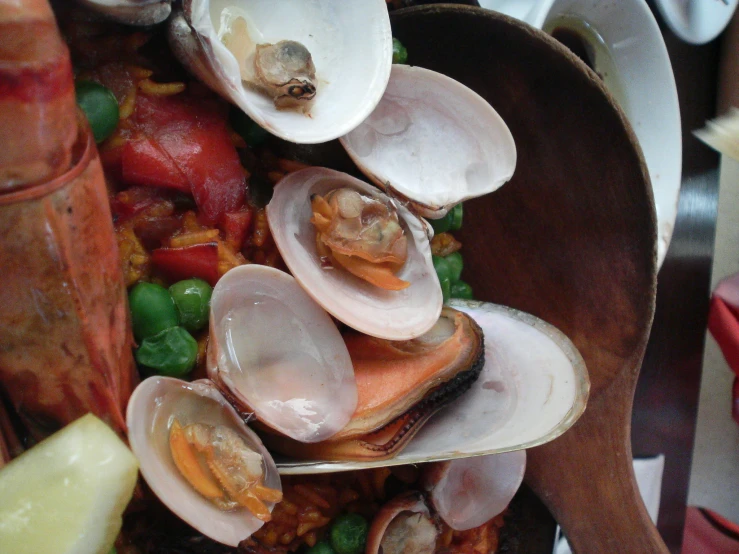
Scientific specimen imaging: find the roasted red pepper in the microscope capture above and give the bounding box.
[220,208,253,252]
[111,186,173,221]
[120,137,189,192]
[116,93,246,225]
[151,243,219,286]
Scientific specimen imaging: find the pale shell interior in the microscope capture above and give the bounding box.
[341,65,517,217]
[276,300,589,474]
[267,167,442,340]
[185,0,392,144]
[208,264,358,443]
[79,0,172,25]
[126,377,281,547]
[427,451,527,531]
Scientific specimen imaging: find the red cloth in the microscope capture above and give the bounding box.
[683,507,739,553]
[707,273,739,425]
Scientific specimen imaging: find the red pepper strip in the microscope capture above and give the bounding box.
[122,94,246,225]
[151,243,219,286]
[121,137,190,192]
[220,208,252,252]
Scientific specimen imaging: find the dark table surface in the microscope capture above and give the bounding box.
[632,4,722,553]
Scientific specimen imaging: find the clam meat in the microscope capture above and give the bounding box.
[268,167,442,340]
[217,8,317,111]
[366,491,438,554]
[207,264,358,444]
[311,187,410,290]
[169,0,392,143]
[260,307,485,461]
[341,65,517,218]
[126,377,282,547]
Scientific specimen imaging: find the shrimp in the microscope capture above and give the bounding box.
[0,0,137,444]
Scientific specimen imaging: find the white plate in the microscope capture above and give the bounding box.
[654,0,738,45]
[480,0,682,267]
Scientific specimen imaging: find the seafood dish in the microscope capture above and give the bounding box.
[0,1,607,553]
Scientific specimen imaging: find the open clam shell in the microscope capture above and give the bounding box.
[169,0,392,144]
[77,0,172,25]
[207,264,358,443]
[126,377,281,547]
[341,65,517,218]
[267,167,442,340]
[260,307,485,461]
[276,300,588,473]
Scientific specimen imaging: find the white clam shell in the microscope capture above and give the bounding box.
[341,65,517,218]
[126,377,281,547]
[277,300,588,474]
[423,451,527,531]
[170,0,392,144]
[267,167,442,340]
[77,0,172,25]
[207,264,358,443]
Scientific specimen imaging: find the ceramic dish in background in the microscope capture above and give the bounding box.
[654,0,738,45]
[480,0,682,267]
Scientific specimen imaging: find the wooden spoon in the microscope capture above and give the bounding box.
[388,6,664,553]
[273,5,665,551]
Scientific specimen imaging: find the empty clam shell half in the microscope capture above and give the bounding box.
[267,167,442,340]
[422,451,527,531]
[126,377,281,546]
[341,65,517,218]
[276,300,588,474]
[169,0,392,144]
[207,264,358,443]
[77,0,172,25]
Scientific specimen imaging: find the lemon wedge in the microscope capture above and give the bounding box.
[0,414,138,554]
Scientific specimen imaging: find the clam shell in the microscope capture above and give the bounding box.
[169,0,392,144]
[207,264,358,443]
[77,0,172,25]
[276,300,588,473]
[422,451,527,531]
[267,167,442,340]
[258,308,484,461]
[341,65,517,218]
[126,377,281,547]
[365,491,437,554]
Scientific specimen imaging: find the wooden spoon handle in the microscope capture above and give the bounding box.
[526,369,668,554]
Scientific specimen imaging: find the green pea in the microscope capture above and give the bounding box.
[135,326,198,377]
[108,548,117,554]
[305,541,336,554]
[451,280,474,300]
[432,255,453,284]
[449,203,464,231]
[392,38,408,65]
[75,81,119,143]
[440,276,452,304]
[330,513,369,554]
[231,108,269,147]
[169,279,213,332]
[429,212,451,235]
[445,251,463,283]
[129,282,179,343]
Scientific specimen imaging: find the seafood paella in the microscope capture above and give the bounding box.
[0,1,591,553]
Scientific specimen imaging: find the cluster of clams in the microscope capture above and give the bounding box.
[82,0,589,547]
